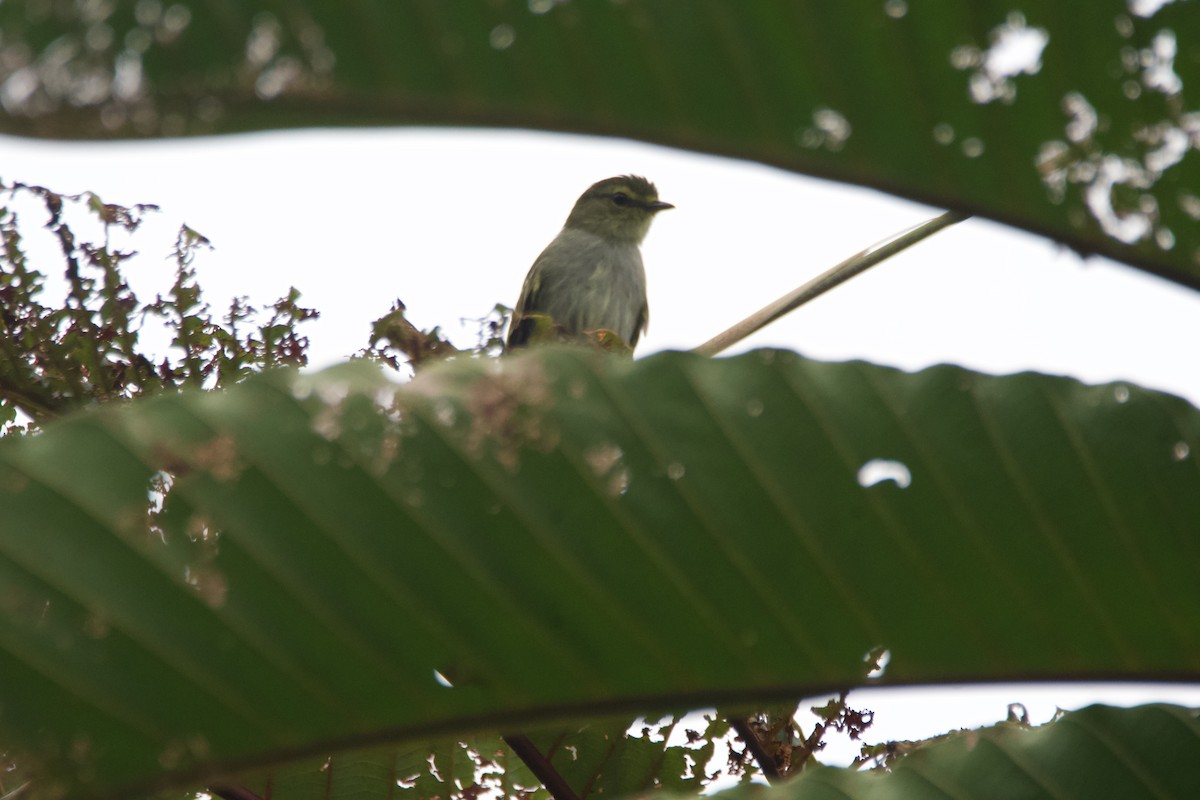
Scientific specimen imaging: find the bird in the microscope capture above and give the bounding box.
[506,175,673,353]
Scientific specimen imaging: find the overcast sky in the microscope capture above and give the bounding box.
[5,127,1200,761]
[7,127,1200,402]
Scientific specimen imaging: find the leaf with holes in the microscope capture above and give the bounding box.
[0,347,1199,797]
[3,1,1199,287]
[690,704,1200,800]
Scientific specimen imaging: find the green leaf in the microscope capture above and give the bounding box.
[2,1,1197,288]
[235,719,723,800]
[0,348,1198,797]
[696,704,1200,800]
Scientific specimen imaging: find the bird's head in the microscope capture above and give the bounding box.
[564,175,673,242]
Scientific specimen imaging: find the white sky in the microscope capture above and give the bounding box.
[6,128,1200,403]
[5,127,1200,762]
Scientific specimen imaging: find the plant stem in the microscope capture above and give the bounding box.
[729,717,783,783]
[504,734,582,800]
[693,210,970,357]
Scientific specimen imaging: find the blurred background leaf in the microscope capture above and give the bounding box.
[2,1,1197,288]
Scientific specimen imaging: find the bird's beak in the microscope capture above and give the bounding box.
[648,200,675,212]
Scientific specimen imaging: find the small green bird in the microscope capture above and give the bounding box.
[506,175,673,352]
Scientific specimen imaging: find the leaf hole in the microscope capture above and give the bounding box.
[857,459,912,489]
[865,646,891,679]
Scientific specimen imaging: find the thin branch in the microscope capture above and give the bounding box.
[0,781,31,800]
[693,210,970,357]
[729,717,783,783]
[793,699,838,773]
[0,383,62,422]
[503,734,582,800]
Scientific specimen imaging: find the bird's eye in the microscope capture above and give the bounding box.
[611,192,630,206]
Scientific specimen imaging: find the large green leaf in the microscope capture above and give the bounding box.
[231,716,727,800]
[0,348,1198,797]
[700,704,1200,800]
[1,1,1197,289]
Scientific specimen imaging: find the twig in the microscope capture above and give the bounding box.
[729,717,783,783]
[0,781,31,800]
[693,210,970,357]
[793,710,833,772]
[503,734,581,800]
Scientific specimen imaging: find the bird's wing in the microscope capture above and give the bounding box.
[506,231,590,348]
[506,250,552,349]
[511,262,542,319]
[629,300,649,349]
